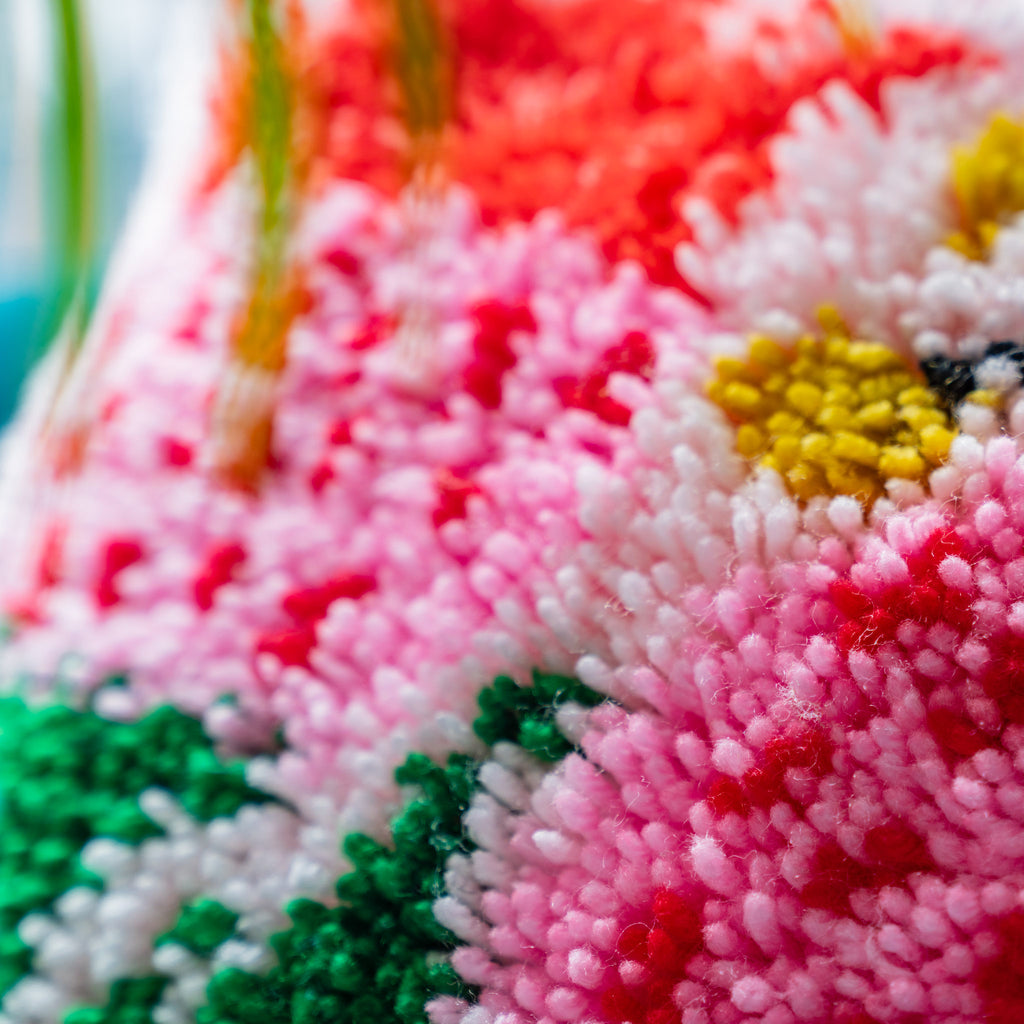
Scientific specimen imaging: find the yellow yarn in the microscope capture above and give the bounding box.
[708,313,957,503]
[948,113,1024,260]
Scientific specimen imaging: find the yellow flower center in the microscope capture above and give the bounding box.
[707,311,956,504]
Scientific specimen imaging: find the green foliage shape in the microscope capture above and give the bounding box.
[200,671,605,1024]
[0,698,270,997]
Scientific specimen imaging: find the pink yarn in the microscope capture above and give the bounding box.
[0,181,710,838]
[429,432,1024,1022]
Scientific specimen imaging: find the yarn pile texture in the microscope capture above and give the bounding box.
[5,1,1024,1022]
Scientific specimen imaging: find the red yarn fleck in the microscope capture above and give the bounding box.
[174,300,208,345]
[99,396,124,426]
[601,985,645,1024]
[863,822,935,875]
[802,827,933,916]
[257,573,375,668]
[607,332,656,376]
[350,314,395,351]
[927,707,991,760]
[644,927,680,973]
[832,528,977,653]
[5,522,68,624]
[194,542,247,611]
[601,891,703,1024]
[256,626,317,668]
[96,539,144,609]
[329,420,353,445]
[616,921,650,960]
[980,635,1024,727]
[282,574,376,624]
[644,1008,677,1024]
[434,469,481,527]
[37,522,66,590]
[651,890,702,956]
[708,726,832,816]
[895,584,944,624]
[744,727,833,808]
[905,527,971,575]
[707,775,749,816]
[801,840,881,916]
[324,248,361,276]
[163,438,194,468]
[976,910,1024,1022]
[555,331,655,426]
[829,578,873,620]
[463,301,536,410]
[310,461,335,494]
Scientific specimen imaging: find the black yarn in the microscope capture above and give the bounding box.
[920,354,977,407]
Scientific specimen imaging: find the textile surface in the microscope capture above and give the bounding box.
[2,2,1024,1022]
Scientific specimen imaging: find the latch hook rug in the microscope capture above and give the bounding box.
[3,1,1024,1022]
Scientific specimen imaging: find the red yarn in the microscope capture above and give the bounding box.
[256,626,318,668]
[309,462,336,494]
[4,522,68,624]
[433,469,481,527]
[324,248,361,277]
[745,727,833,808]
[329,420,353,445]
[976,910,1024,1022]
[832,528,977,652]
[556,332,655,426]
[96,539,145,609]
[349,314,395,351]
[463,302,536,409]
[254,574,375,669]
[162,438,194,468]
[282,574,376,623]
[802,824,935,917]
[863,822,935,874]
[981,635,1024,726]
[37,522,66,590]
[802,841,884,916]
[927,707,991,760]
[194,542,247,611]
[601,890,704,1024]
[709,726,833,815]
[707,775,750,817]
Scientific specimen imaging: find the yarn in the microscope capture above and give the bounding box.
[200,754,479,1024]
[158,903,240,959]
[65,979,169,1024]
[10,2,1024,1023]
[707,313,956,502]
[186,673,600,1024]
[947,113,1024,261]
[0,694,270,998]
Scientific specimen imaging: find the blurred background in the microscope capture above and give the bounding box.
[0,0,199,424]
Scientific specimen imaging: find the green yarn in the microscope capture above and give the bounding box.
[202,754,478,1024]
[247,0,293,269]
[64,978,168,1024]
[0,696,270,997]
[472,669,605,761]
[158,900,240,958]
[201,671,605,1024]
[45,0,98,358]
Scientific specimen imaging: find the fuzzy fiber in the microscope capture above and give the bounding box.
[3,2,1024,1023]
